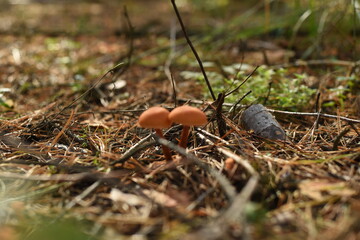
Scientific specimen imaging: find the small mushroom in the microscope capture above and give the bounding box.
[168,105,207,148]
[138,106,173,161]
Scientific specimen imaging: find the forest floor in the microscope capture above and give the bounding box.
[0,1,359,240]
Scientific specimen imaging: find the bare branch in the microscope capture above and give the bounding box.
[171,0,216,100]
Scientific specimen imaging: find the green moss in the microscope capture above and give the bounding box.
[181,64,317,111]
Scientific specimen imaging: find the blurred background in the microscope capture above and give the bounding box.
[0,0,357,61]
[0,1,359,240]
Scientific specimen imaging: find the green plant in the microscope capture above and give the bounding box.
[323,73,360,110]
[181,64,316,111]
[24,218,94,240]
[0,88,13,109]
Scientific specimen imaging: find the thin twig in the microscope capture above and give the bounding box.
[348,122,360,136]
[63,103,360,125]
[111,134,155,166]
[273,59,360,69]
[267,109,360,124]
[225,66,259,97]
[66,180,101,209]
[184,174,258,240]
[333,127,350,150]
[310,93,322,140]
[222,175,258,236]
[215,93,227,138]
[314,92,321,112]
[196,131,258,176]
[263,81,272,105]
[58,63,124,115]
[112,6,134,80]
[310,109,322,141]
[0,170,131,182]
[171,0,216,100]
[155,136,236,200]
[51,109,74,147]
[229,90,252,119]
[186,187,215,211]
[170,73,178,108]
[164,17,178,107]
[31,63,125,133]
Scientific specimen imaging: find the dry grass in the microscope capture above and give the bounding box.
[1,73,359,239]
[0,1,359,240]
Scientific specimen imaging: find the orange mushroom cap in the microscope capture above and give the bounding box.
[138,106,172,129]
[168,105,207,126]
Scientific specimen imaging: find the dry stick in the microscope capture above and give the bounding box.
[186,187,215,212]
[178,98,245,107]
[196,127,230,144]
[215,60,230,80]
[112,6,134,80]
[196,131,257,176]
[217,54,247,96]
[264,0,271,33]
[171,0,216,100]
[32,62,125,132]
[0,183,63,206]
[332,127,351,151]
[181,98,360,125]
[349,122,360,136]
[50,109,74,147]
[310,110,322,141]
[65,180,101,210]
[59,64,125,115]
[263,81,273,105]
[231,90,252,119]
[215,93,227,138]
[0,134,48,161]
[273,59,360,69]
[164,17,178,107]
[220,174,258,223]
[155,136,236,200]
[352,3,358,63]
[0,170,130,182]
[5,102,57,125]
[229,90,252,113]
[314,92,321,112]
[71,104,360,125]
[184,146,259,240]
[111,134,154,166]
[262,49,270,65]
[225,66,259,97]
[171,0,226,145]
[183,140,258,240]
[170,73,178,108]
[185,175,258,240]
[309,93,322,140]
[49,180,102,225]
[333,214,360,240]
[267,109,360,124]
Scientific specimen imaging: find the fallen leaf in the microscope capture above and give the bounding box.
[142,189,178,208]
[299,179,356,201]
[81,119,109,129]
[109,188,147,206]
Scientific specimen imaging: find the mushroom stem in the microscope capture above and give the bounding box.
[178,125,190,148]
[154,129,172,161]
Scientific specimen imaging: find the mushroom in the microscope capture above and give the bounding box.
[168,105,207,148]
[138,106,173,161]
